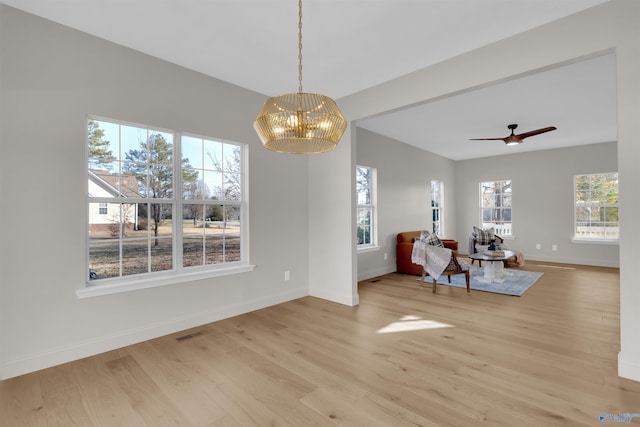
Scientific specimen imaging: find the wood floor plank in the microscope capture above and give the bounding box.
[0,372,47,427]
[106,355,192,426]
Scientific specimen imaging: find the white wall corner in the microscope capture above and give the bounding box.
[618,352,640,383]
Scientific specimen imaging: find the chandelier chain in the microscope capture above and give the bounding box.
[298,0,303,95]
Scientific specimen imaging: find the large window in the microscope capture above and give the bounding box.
[480,180,512,236]
[574,172,619,241]
[87,117,245,286]
[431,180,444,236]
[356,165,377,247]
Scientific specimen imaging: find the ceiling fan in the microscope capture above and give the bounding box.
[470,123,557,145]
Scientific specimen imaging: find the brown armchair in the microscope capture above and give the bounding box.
[396,230,458,275]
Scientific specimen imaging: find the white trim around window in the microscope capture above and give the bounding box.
[356,165,378,251]
[573,172,619,242]
[83,116,254,298]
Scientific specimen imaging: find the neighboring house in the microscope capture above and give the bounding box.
[88,169,142,233]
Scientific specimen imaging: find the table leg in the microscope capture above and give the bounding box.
[484,262,496,280]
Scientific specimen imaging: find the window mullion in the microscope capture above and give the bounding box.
[175,132,183,272]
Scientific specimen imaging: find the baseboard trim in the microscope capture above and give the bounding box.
[357,266,395,282]
[1,287,308,380]
[309,287,358,306]
[522,254,619,268]
[618,352,640,382]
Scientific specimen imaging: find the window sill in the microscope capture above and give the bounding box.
[77,264,256,299]
[357,245,380,254]
[571,238,619,245]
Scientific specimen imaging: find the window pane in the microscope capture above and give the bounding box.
[356,166,371,205]
[122,239,148,276]
[576,190,589,203]
[182,136,203,169]
[88,119,119,167]
[205,170,223,200]
[605,206,619,223]
[89,239,120,280]
[224,233,241,263]
[148,166,173,199]
[182,168,202,200]
[205,235,224,265]
[576,207,590,222]
[225,206,241,229]
[148,203,173,237]
[223,172,241,201]
[204,139,222,171]
[223,143,241,173]
[183,203,204,231]
[121,125,146,157]
[357,206,372,245]
[206,204,223,222]
[151,238,173,272]
[184,236,204,267]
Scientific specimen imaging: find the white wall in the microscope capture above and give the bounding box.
[339,0,640,381]
[308,124,358,306]
[0,5,311,379]
[455,142,619,266]
[355,128,456,281]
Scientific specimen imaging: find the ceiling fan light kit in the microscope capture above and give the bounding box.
[254,0,347,154]
[470,123,557,145]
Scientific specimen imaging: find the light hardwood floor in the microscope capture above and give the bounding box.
[2,261,640,426]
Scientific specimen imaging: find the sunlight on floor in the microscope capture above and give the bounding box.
[376,315,453,334]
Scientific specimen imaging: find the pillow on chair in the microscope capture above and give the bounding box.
[473,226,495,245]
[424,232,444,247]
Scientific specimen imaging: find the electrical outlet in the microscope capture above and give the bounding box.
[552,244,558,251]
[284,270,290,281]
[536,243,541,250]
[384,253,388,260]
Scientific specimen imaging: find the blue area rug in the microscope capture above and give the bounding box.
[421,266,543,296]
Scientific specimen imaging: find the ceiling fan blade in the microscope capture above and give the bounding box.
[516,126,557,140]
[469,137,508,141]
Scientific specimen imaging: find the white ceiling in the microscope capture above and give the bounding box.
[357,53,617,160]
[2,0,616,160]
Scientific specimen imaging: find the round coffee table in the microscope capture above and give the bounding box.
[468,250,517,283]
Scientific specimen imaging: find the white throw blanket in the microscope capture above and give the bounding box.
[411,241,454,280]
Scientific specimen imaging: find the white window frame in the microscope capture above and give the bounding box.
[81,116,253,298]
[356,165,378,251]
[573,172,619,242]
[431,179,444,236]
[480,179,512,237]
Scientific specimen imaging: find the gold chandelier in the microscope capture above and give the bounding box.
[254,0,347,154]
